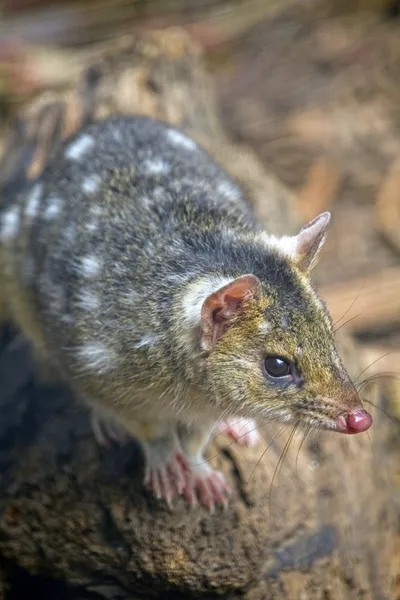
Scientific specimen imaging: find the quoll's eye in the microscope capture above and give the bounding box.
[264,356,291,379]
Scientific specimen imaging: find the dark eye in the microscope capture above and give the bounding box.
[264,356,291,379]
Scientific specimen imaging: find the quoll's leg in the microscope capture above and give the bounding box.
[91,410,229,510]
[179,421,230,512]
[92,411,188,508]
[140,424,190,508]
[91,409,131,446]
[217,417,260,447]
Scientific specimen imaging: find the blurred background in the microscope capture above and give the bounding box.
[1,3,400,397]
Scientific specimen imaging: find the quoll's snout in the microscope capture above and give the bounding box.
[336,409,372,434]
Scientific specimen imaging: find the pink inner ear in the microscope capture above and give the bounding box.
[200,275,261,351]
[296,211,330,271]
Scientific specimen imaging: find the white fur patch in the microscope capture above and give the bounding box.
[217,181,241,202]
[77,341,117,374]
[258,322,271,335]
[43,195,63,220]
[135,334,158,349]
[61,314,74,325]
[82,176,100,194]
[143,158,170,175]
[181,276,233,328]
[90,205,104,217]
[85,219,98,232]
[280,316,289,330]
[64,223,77,244]
[65,135,94,160]
[257,232,298,260]
[79,255,102,279]
[167,129,197,150]
[76,289,100,311]
[0,206,20,241]
[25,183,43,218]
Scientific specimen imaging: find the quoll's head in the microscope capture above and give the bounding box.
[200,212,372,435]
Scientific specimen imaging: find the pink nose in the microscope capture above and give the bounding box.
[336,409,372,434]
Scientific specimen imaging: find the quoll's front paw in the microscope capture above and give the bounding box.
[183,462,230,512]
[218,417,260,447]
[143,445,230,511]
[144,449,189,509]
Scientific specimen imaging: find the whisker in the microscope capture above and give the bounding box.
[205,415,248,447]
[296,424,311,476]
[199,421,266,466]
[354,352,394,383]
[269,422,300,512]
[356,372,400,393]
[333,313,361,334]
[361,397,400,429]
[246,426,288,484]
[332,282,365,329]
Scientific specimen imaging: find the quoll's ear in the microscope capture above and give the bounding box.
[295,211,330,272]
[200,274,262,352]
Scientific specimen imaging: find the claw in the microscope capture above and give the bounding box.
[91,411,130,446]
[183,463,230,513]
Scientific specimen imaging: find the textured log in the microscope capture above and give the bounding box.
[0,29,397,599]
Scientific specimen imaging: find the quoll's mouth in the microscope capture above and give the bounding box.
[336,409,372,434]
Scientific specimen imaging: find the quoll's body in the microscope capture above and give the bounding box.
[0,115,372,509]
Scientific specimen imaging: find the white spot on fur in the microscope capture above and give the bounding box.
[25,183,42,218]
[61,314,74,325]
[0,206,20,241]
[217,181,241,202]
[44,195,63,220]
[143,158,170,175]
[135,334,158,349]
[280,316,289,330]
[167,129,197,150]
[258,322,271,335]
[85,219,98,232]
[79,255,102,279]
[140,195,151,207]
[296,346,303,356]
[77,341,117,374]
[64,223,77,244]
[90,205,104,217]
[76,289,100,311]
[82,176,101,194]
[65,135,94,160]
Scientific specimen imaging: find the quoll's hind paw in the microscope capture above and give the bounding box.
[183,463,230,512]
[91,411,131,447]
[144,450,190,509]
[218,417,260,447]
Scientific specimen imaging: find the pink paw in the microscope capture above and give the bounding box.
[218,417,260,447]
[144,451,190,508]
[183,463,230,512]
